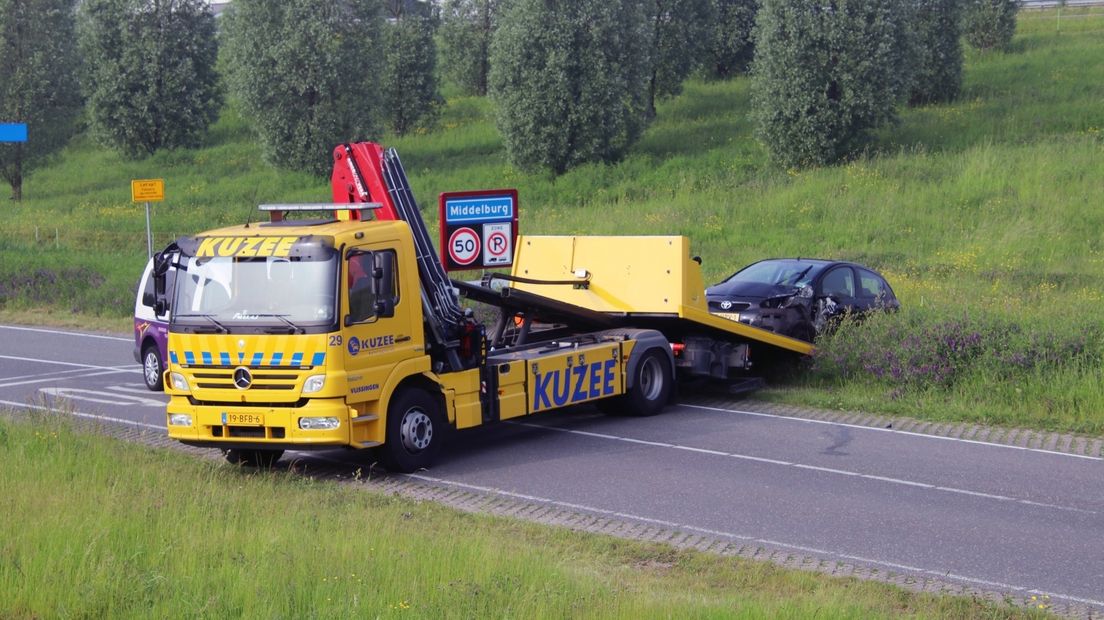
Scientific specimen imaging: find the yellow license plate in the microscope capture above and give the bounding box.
[716,312,742,322]
[222,412,263,426]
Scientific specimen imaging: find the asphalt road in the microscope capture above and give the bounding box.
[2,323,1102,609]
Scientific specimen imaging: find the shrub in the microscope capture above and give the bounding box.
[908,0,963,105]
[962,0,1018,52]
[0,0,82,201]
[751,0,916,169]
[381,14,443,136]
[703,0,759,79]
[222,0,383,177]
[438,0,499,96]
[489,0,652,174]
[79,0,221,158]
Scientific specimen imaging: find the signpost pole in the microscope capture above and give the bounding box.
[145,201,153,258]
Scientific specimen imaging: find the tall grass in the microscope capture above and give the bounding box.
[0,415,1035,618]
[1,10,1103,430]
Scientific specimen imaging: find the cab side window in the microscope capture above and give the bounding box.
[347,249,399,323]
[821,267,855,299]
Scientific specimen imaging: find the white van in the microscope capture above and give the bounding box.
[134,257,175,390]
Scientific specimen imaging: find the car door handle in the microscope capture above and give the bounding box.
[395,335,412,343]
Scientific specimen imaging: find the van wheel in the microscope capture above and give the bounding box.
[142,343,164,391]
[223,448,284,468]
[379,388,446,473]
[600,349,673,417]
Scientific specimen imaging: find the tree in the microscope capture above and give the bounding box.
[908,0,963,105]
[439,0,498,96]
[703,0,759,80]
[79,0,221,158]
[751,0,916,168]
[489,0,652,174]
[381,10,443,135]
[647,0,713,118]
[222,0,383,177]
[0,0,81,201]
[962,0,1018,51]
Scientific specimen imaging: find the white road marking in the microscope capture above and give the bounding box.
[0,366,102,382]
[0,368,138,389]
[683,403,1104,462]
[39,387,165,408]
[0,399,165,430]
[0,354,131,371]
[405,472,1104,608]
[106,384,166,397]
[511,421,1097,516]
[0,324,131,342]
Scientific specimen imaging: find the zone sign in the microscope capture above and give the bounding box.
[438,189,519,271]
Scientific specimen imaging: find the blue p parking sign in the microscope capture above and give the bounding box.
[0,123,28,143]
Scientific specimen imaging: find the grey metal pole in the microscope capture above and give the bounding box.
[145,201,153,258]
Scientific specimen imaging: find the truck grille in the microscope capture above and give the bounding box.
[189,368,301,391]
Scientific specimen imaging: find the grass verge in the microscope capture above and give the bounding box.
[0,414,1038,619]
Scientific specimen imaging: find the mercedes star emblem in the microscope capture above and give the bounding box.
[233,366,253,390]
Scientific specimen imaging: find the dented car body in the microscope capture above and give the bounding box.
[706,258,899,342]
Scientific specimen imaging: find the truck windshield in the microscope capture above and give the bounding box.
[171,254,337,333]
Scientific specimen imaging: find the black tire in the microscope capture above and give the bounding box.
[787,321,816,343]
[378,388,446,473]
[600,348,673,417]
[141,343,164,391]
[223,448,284,468]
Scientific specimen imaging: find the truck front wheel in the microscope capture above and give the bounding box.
[600,348,673,417]
[379,388,446,473]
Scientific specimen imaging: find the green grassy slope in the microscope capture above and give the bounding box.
[1,9,1102,430]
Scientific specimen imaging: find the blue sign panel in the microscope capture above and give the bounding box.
[444,195,514,224]
[0,123,27,143]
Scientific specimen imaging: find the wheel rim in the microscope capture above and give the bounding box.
[144,350,161,386]
[399,409,433,453]
[638,356,664,401]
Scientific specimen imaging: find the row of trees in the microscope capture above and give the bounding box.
[0,0,1022,200]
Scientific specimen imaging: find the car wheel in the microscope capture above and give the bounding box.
[787,321,816,343]
[142,343,164,391]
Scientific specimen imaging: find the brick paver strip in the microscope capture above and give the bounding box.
[3,400,1099,619]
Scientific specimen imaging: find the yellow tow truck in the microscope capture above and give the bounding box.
[153,143,811,471]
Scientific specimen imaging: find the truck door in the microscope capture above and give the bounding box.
[342,245,419,402]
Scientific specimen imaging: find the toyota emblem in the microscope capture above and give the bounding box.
[720,300,733,310]
[233,366,253,390]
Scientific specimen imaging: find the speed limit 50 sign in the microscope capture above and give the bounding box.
[439,189,519,271]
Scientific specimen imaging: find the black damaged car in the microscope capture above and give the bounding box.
[706,258,899,342]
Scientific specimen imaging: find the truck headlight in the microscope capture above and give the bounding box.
[302,374,326,394]
[299,417,340,430]
[170,372,190,392]
[169,414,192,426]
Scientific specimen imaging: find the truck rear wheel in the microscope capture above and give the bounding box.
[223,448,284,468]
[600,348,673,417]
[378,388,445,473]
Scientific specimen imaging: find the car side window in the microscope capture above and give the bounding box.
[821,267,855,298]
[858,269,887,299]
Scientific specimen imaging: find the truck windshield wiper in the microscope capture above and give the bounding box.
[250,313,306,334]
[174,313,229,334]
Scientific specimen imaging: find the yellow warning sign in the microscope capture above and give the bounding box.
[131,179,164,202]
